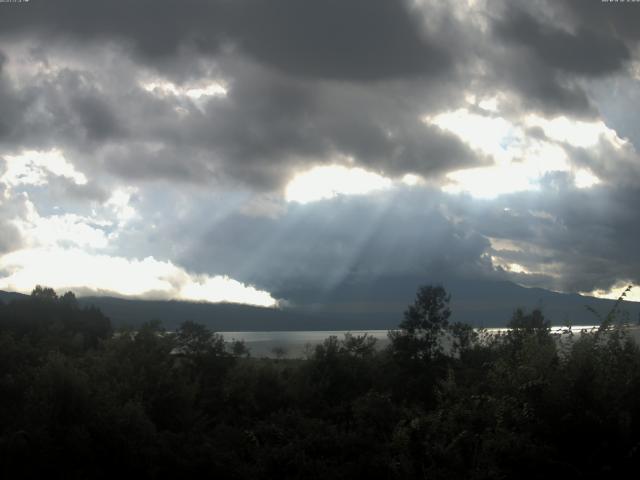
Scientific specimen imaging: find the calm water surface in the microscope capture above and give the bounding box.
[222,326,607,358]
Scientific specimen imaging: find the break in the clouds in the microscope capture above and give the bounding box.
[1,0,640,307]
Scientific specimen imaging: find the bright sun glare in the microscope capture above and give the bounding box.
[0,248,278,307]
[424,109,609,198]
[285,165,393,204]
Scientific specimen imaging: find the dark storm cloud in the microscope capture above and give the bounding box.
[186,63,480,189]
[587,77,640,153]
[490,51,595,116]
[0,0,451,81]
[70,95,124,142]
[0,1,224,65]
[226,0,451,81]
[0,51,28,142]
[556,0,640,44]
[0,50,480,190]
[7,0,633,190]
[0,64,124,151]
[0,0,635,185]
[455,181,640,294]
[494,5,630,76]
[486,1,632,116]
[0,0,477,190]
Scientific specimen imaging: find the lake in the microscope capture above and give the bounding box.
[222,330,390,358]
[221,325,609,358]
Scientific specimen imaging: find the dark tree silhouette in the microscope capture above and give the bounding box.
[389,284,451,361]
[1,283,639,479]
[30,285,58,301]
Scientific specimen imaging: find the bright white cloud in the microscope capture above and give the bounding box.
[478,96,499,112]
[582,283,639,304]
[490,251,532,275]
[10,196,110,250]
[179,275,276,305]
[142,80,228,99]
[401,173,424,186]
[426,109,516,162]
[141,79,227,113]
[574,169,601,189]
[443,164,538,198]
[0,183,276,306]
[524,115,622,149]
[285,164,393,203]
[16,212,109,249]
[106,187,138,224]
[425,109,607,198]
[1,149,87,188]
[501,261,528,274]
[0,247,277,307]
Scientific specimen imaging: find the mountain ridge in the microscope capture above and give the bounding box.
[2,278,638,331]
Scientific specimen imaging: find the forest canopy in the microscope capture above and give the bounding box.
[0,284,639,479]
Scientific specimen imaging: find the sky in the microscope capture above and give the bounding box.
[1,0,640,307]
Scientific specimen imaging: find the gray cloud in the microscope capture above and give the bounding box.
[0,0,640,304]
[494,5,630,76]
[555,0,640,44]
[0,51,28,143]
[0,1,224,66]
[190,61,480,189]
[8,1,628,189]
[0,0,453,82]
[0,47,482,191]
[70,95,124,142]
[165,188,493,299]
[480,0,633,117]
[455,180,640,294]
[491,52,594,116]
[586,76,640,152]
[0,220,21,255]
[226,0,452,81]
[43,175,110,205]
[0,65,120,151]
[0,174,26,255]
